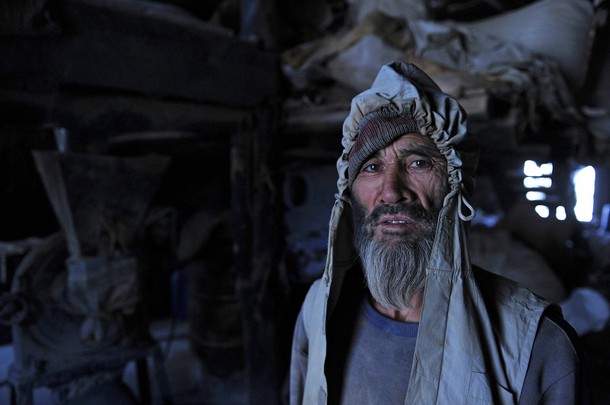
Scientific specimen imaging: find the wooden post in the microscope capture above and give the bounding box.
[231,105,283,405]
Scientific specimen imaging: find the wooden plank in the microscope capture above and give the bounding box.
[231,107,283,405]
[0,0,278,108]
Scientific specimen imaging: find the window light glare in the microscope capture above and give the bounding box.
[540,163,553,176]
[535,205,550,218]
[526,191,547,201]
[556,206,567,221]
[524,177,552,189]
[573,166,596,222]
[524,160,553,177]
[523,160,538,176]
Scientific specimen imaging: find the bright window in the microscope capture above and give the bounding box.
[556,206,567,221]
[526,191,547,201]
[573,166,595,222]
[523,160,597,222]
[524,160,553,176]
[535,205,550,218]
[523,177,552,188]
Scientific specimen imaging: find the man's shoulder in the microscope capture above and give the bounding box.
[472,264,522,286]
[521,306,589,404]
[536,305,582,360]
[300,278,328,327]
[471,265,550,335]
[472,264,546,301]
[472,264,531,291]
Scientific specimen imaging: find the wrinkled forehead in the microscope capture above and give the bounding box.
[374,133,444,160]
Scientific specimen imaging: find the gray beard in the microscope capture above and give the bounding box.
[354,204,438,311]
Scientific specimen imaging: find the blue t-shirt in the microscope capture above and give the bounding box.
[340,297,418,405]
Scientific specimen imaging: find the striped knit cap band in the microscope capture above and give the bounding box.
[348,109,419,187]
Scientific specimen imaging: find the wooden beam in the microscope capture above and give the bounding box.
[0,0,279,108]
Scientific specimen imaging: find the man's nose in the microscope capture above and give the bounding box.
[378,167,416,204]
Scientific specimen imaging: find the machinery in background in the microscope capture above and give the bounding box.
[0,151,171,404]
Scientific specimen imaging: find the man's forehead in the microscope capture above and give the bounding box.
[378,133,441,157]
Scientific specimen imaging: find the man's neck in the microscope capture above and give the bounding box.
[370,291,423,323]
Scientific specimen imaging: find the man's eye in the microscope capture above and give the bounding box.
[407,158,434,171]
[362,162,381,172]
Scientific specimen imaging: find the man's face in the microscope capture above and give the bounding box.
[351,133,448,240]
[351,133,449,311]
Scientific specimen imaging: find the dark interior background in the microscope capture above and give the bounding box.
[1,0,610,404]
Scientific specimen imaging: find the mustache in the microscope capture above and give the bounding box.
[365,203,437,226]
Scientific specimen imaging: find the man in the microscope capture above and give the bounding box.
[289,62,588,404]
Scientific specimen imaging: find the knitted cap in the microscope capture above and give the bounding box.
[348,109,419,187]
